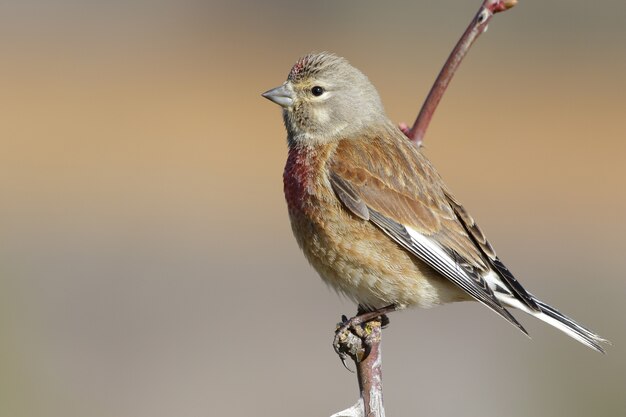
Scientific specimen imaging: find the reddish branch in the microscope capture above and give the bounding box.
[331,1,517,416]
[355,321,384,417]
[401,0,518,146]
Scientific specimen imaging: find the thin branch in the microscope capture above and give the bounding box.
[355,320,384,417]
[402,0,517,146]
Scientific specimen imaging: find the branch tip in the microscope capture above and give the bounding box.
[405,0,517,145]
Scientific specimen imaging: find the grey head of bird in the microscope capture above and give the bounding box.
[262,52,388,147]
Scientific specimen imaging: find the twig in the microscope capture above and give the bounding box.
[400,0,518,146]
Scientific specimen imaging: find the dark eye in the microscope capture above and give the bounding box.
[311,86,324,96]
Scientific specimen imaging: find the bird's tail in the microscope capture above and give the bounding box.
[486,270,609,353]
[525,297,610,353]
[496,290,610,353]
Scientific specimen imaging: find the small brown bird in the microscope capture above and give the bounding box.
[263,52,607,352]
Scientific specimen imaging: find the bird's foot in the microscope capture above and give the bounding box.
[333,305,396,369]
[333,315,366,371]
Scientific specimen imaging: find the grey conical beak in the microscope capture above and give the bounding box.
[262,83,294,108]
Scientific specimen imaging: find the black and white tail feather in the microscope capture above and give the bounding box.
[485,270,609,353]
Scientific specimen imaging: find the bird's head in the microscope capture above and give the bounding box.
[262,52,386,147]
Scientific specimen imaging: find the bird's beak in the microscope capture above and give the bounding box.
[262,83,294,108]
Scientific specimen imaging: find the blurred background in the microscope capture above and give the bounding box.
[1,1,625,416]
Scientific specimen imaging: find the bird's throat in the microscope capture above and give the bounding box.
[283,144,334,214]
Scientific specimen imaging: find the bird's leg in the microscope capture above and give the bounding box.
[357,304,391,328]
[333,304,396,367]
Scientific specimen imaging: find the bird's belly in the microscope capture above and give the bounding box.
[288,197,467,310]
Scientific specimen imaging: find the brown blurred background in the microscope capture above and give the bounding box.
[1,1,625,416]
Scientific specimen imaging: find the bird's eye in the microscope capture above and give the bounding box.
[311,86,324,96]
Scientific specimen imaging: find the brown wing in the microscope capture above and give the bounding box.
[328,129,527,332]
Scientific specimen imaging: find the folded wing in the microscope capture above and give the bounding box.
[328,131,529,333]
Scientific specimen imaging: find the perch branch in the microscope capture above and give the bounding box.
[332,317,385,417]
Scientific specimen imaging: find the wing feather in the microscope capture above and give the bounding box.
[444,190,540,311]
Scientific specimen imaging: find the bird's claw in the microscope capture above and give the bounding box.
[338,352,354,373]
[333,315,368,370]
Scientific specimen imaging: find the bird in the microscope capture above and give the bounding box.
[262,52,608,353]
